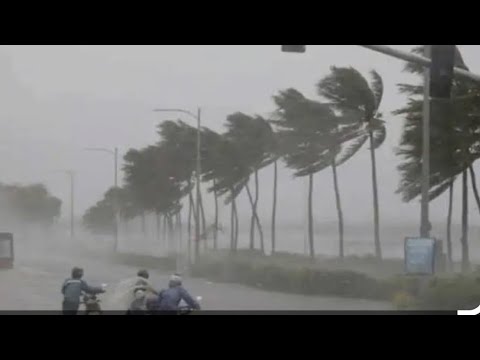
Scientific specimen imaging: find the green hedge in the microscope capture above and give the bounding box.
[191,257,395,300]
[416,275,480,310]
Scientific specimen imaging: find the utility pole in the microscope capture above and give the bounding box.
[420,45,431,238]
[195,107,202,261]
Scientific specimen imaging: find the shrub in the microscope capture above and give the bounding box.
[190,257,395,300]
[416,275,480,310]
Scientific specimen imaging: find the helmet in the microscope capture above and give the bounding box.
[71,267,84,279]
[169,273,182,287]
[137,269,149,279]
[134,289,146,300]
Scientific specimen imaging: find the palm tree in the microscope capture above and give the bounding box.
[224,113,274,253]
[202,133,249,252]
[318,67,386,260]
[201,127,227,250]
[273,89,342,259]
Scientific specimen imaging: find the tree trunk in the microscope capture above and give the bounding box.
[308,173,315,260]
[254,170,265,253]
[188,191,194,264]
[199,191,207,242]
[177,212,183,255]
[446,180,454,272]
[163,215,168,250]
[168,215,174,253]
[246,182,265,254]
[331,161,344,259]
[247,170,262,250]
[249,177,256,250]
[369,131,382,260]
[156,212,161,242]
[468,165,480,216]
[141,212,146,237]
[461,169,470,273]
[233,196,239,252]
[271,160,278,254]
[213,179,218,250]
[230,189,235,252]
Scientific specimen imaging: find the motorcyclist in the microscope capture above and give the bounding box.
[126,270,158,315]
[61,267,105,315]
[133,270,158,296]
[155,274,200,312]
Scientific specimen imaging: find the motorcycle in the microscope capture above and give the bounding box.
[81,284,107,315]
[142,295,203,315]
[178,296,203,315]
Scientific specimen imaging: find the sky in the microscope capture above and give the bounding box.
[0,45,479,230]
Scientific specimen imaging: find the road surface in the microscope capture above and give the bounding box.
[0,238,393,312]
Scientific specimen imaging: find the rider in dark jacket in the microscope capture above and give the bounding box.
[156,274,200,312]
[61,267,105,315]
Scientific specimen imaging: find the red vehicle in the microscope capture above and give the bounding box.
[0,233,14,269]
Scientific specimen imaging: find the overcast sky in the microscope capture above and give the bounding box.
[0,45,479,229]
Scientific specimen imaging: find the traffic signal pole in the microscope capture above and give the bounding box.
[358,45,480,83]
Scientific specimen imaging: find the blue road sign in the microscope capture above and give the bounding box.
[405,237,436,275]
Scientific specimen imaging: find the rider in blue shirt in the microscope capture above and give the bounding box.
[156,274,200,312]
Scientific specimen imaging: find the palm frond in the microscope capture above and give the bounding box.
[370,70,384,112]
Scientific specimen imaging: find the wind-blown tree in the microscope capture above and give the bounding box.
[201,127,225,249]
[318,67,386,260]
[83,186,136,235]
[273,89,345,259]
[394,46,479,272]
[123,147,159,235]
[123,141,191,251]
[202,132,249,252]
[224,113,275,253]
[157,121,206,243]
[0,183,62,229]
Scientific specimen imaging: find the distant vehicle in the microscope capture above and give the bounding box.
[0,233,13,269]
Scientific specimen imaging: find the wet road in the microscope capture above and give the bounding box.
[0,238,393,312]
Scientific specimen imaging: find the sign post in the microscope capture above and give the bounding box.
[404,237,436,275]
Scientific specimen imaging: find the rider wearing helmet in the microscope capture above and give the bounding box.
[126,270,158,314]
[155,274,200,312]
[61,267,105,315]
[133,269,158,296]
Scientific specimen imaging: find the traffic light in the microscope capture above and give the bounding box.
[281,45,306,53]
[430,45,456,99]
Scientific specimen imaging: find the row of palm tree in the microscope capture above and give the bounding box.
[84,66,389,261]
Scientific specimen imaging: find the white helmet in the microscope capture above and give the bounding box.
[134,289,146,300]
[169,274,182,286]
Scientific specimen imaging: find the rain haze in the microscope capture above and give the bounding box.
[0,45,479,313]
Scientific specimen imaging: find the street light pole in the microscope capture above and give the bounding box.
[195,108,202,261]
[84,147,119,252]
[420,46,431,238]
[70,171,74,239]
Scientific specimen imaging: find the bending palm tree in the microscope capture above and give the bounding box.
[318,67,386,260]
